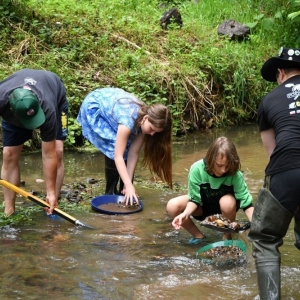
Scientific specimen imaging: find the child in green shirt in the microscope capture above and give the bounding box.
[167,136,253,244]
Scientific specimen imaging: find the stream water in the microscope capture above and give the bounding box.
[0,124,299,300]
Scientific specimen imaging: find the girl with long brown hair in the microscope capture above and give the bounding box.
[77,87,172,205]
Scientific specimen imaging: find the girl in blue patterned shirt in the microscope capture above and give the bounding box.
[77,88,172,205]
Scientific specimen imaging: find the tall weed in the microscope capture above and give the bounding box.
[1,0,299,146]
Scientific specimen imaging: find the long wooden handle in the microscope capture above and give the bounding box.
[0,179,93,228]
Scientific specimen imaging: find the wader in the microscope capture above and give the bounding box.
[248,177,294,300]
[104,156,125,195]
[294,209,300,250]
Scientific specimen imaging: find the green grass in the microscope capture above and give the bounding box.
[1,0,300,146]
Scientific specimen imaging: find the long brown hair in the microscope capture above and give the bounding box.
[205,136,241,176]
[135,103,173,188]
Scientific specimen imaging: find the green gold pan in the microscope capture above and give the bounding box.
[0,179,93,229]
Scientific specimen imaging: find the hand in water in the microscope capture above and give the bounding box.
[121,185,139,206]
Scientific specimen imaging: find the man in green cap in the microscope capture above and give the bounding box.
[248,47,300,300]
[0,69,69,216]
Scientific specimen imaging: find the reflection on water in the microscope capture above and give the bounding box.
[0,124,299,299]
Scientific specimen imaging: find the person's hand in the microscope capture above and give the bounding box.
[121,183,139,206]
[44,194,58,214]
[172,213,187,230]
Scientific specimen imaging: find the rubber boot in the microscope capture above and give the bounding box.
[248,188,293,300]
[294,210,300,250]
[104,156,121,195]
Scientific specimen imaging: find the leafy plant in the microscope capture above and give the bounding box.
[288,0,300,20]
[1,0,300,148]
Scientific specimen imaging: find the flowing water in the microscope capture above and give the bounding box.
[0,124,299,300]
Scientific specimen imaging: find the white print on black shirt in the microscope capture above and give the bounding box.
[24,77,37,86]
[285,83,300,114]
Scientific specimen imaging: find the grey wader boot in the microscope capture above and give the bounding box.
[294,210,300,250]
[248,188,293,300]
[104,156,124,195]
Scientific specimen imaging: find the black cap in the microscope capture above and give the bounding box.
[261,47,300,82]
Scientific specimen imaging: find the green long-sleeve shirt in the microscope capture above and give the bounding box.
[188,159,253,210]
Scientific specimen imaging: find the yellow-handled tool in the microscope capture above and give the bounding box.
[0,178,93,229]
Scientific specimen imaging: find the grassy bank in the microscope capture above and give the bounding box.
[1,0,299,147]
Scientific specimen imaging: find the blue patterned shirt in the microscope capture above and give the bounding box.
[77,88,142,159]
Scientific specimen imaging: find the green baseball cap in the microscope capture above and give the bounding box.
[9,88,45,129]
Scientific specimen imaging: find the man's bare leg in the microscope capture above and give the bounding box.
[1,145,23,215]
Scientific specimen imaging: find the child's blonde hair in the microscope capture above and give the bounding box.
[205,136,241,176]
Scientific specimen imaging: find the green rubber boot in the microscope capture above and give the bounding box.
[294,210,300,250]
[248,188,293,300]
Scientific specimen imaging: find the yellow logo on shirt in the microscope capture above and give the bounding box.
[61,112,67,129]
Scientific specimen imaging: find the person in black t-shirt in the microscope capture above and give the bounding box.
[0,69,68,216]
[248,47,300,300]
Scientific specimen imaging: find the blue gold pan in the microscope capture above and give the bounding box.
[91,195,143,215]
